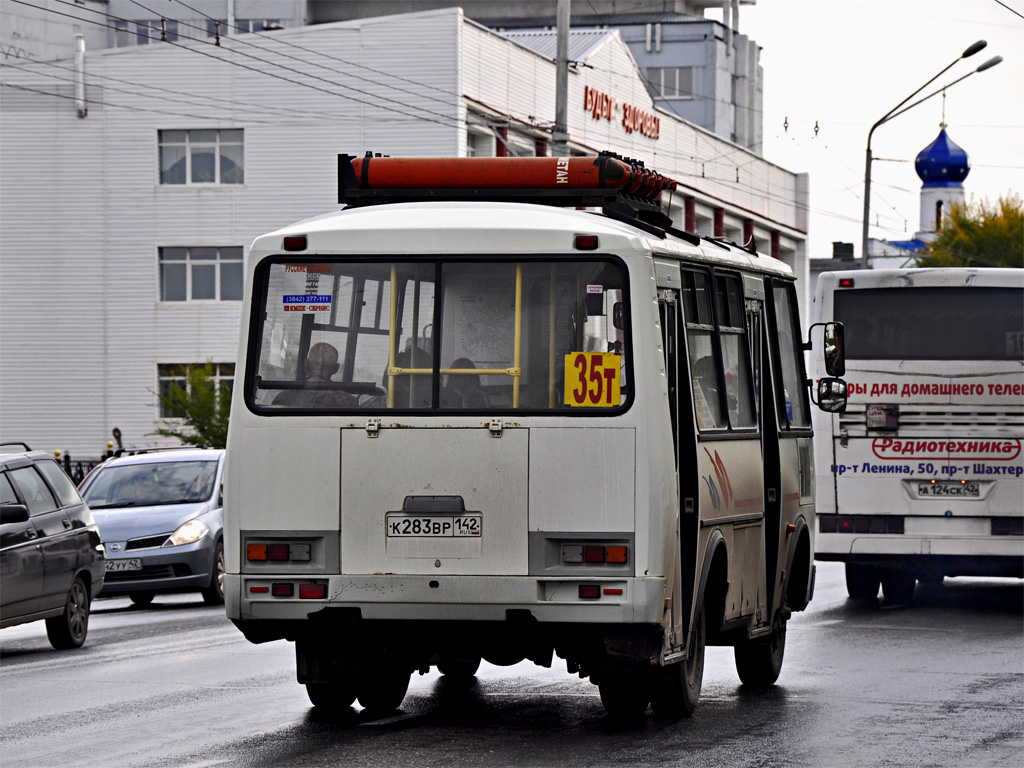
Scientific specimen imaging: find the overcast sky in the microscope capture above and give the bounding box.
[710,0,1023,260]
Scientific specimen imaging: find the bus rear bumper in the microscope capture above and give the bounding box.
[225,573,666,625]
[816,531,1024,559]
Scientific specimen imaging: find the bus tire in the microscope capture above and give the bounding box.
[598,676,650,720]
[357,669,411,715]
[438,655,481,682]
[845,563,880,599]
[650,603,705,719]
[734,619,786,687]
[306,681,357,711]
[881,569,916,605]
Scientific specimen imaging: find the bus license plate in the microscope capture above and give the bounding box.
[917,482,980,498]
[105,558,143,572]
[385,514,482,538]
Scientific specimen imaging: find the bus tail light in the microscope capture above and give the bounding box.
[299,583,327,599]
[561,542,629,566]
[820,515,904,534]
[271,583,294,597]
[246,541,313,562]
[578,585,600,599]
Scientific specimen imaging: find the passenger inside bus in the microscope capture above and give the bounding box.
[442,358,488,409]
[272,342,357,408]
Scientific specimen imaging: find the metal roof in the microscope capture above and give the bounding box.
[499,28,615,62]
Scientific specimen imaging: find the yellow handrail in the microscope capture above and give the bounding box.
[387,264,397,408]
[513,262,522,408]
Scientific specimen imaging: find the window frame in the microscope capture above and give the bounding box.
[681,266,759,439]
[157,363,235,419]
[244,253,635,417]
[158,246,244,302]
[158,129,244,186]
[768,278,812,434]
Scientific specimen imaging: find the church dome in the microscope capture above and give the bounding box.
[915,128,970,186]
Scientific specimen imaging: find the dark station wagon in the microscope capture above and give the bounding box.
[0,445,105,649]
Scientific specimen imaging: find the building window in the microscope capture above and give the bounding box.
[467,130,494,157]
[159,129,244,185]
[160,247,243,301]
[158,363,234,419]
[114,20,177,47]
[648,67,693,99]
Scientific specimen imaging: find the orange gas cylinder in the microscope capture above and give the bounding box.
[350,155,641,191]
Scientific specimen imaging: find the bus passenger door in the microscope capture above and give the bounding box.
[748,295,783,618]
[658,290,701,650]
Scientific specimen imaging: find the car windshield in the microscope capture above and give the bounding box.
[82,460,218,508]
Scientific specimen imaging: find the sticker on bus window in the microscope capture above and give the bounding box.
[282,294,331,313]
[564,352,621,407]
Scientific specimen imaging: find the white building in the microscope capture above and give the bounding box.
[0,7,808,456]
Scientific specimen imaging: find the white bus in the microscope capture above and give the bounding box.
[224,154,845,718]
[812,268,1024,603]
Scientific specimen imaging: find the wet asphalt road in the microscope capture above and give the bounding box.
[1,562,1021,768]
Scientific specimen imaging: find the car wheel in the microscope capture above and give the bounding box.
[130,592,155,607]
[45,576,90,650]
[202,539,225,605]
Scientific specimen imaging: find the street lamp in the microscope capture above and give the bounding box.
[860,41,1001,265]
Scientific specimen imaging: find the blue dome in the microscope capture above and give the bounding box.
[915,128,970,187]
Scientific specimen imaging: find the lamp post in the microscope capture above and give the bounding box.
[860,40,998,266]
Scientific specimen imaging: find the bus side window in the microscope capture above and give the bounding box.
[770,282,811,428]
[681,270,725,430]
[714,274,757,430]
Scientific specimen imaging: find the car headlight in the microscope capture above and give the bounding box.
[163,519,211,547]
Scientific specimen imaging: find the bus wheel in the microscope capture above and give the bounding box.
[881,569,916,605]
[845,564,880,599]
[598,676,650,720]
[438,654,481,683]
[306,681,357,711]
[650,604,706,719]
[734,618,786,687]
[357,669,411,715]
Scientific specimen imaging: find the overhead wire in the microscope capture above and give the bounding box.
[12,0,469,132]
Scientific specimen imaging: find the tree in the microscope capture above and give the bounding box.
[917,193,1023,268]
[155,363,231,449]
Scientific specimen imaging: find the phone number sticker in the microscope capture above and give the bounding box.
[564,352,621,407]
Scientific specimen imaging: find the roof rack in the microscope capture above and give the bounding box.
[0,441,32,452]
[338,151,677,215]
[113,445,210,458]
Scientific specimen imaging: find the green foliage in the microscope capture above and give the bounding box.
[155,363,230,449]
[918,193,1023,268]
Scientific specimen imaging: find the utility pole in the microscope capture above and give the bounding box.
[552,0,571,157]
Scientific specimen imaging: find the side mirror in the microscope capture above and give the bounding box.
[0,503,30,524]
[816,377,848,413]
[805,321,846,377]
[823,322,845,377]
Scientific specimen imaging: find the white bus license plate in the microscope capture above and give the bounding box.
[386,514,482,538]
[917,482,980,498]
[105,558,143,572]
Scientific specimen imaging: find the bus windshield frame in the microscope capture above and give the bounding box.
[245,254,634,415]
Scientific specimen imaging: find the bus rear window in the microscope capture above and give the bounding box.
[248,258,630,412]
[834,286,1024,361]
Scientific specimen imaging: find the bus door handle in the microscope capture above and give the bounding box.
[684,498,695,515]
